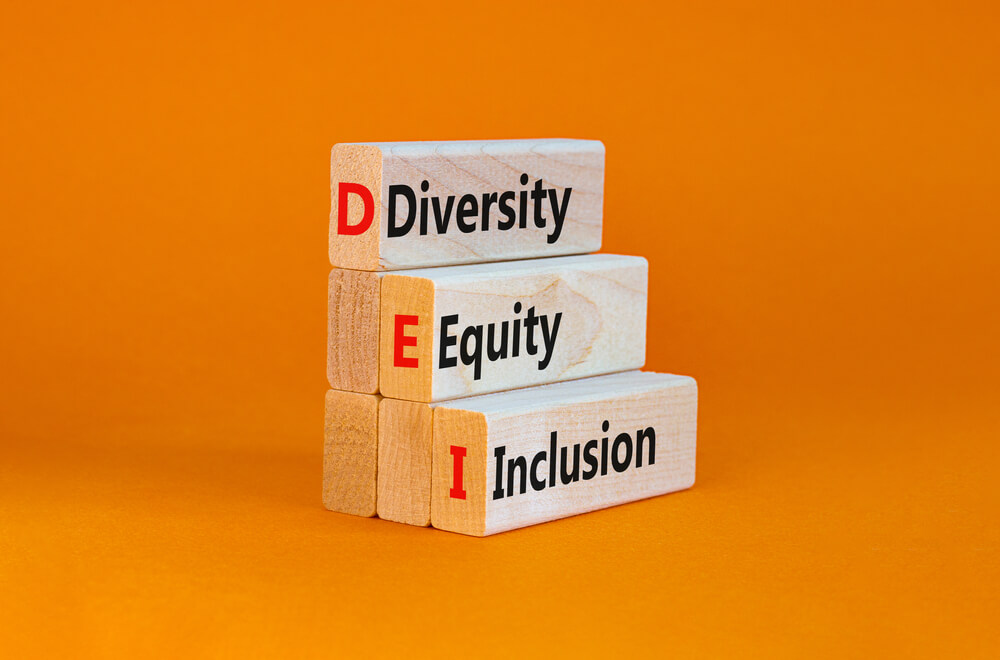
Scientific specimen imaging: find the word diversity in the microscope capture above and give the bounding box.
[324,138,699,536]
[385,175,572,244]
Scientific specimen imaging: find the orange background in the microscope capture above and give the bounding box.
[2,1,999,657]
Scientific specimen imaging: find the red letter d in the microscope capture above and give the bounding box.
[337,182,375,236]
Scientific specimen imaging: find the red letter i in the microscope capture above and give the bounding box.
[449,445,467,500]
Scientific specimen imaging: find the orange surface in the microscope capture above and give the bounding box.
[2,1,999,657]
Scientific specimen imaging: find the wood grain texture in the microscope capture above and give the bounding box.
[377,398,433,526]
[330,139,604,271]
[327,269,381,393]
[377,272,434,400]
[378,254,647,402]
[329,144,382,270]
[430,371,697,536]
[323,390,381,517]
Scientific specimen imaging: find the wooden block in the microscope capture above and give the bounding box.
[430,371,697,536]
[377,398,433,526]
[378,254,647,402]
[327,269,382,393]
[323,390,380,517]
[330,139,604,271]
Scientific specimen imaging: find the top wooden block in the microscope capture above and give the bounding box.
[330,139,604,270]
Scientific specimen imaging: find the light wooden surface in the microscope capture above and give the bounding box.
[327,269,382,393]
[330,144,382,271]
[323,390,380,517]
[377,398,433,526]
[378,254,647,402]
[330,139,604,271]
[431,371,698,536]
[376,271,434,400]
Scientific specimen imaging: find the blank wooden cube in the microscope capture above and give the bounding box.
[379,254,647,402]
[377,398,433,526]
[330,139,604,271]
[430,371,697,536]
[323,390,380,517]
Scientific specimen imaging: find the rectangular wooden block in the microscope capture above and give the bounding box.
[377,398,433,526]
[378,254,647,402]
[330,139,604,271]
[328,269,382,393]
[431,371,697,536]
[323,390,380,517]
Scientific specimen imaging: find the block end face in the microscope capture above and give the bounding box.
[430,408,488,537]
[323,491,377,518]
[376,398,433,527]
[330,144,383,271]
[378,510,431,528]
[327,269,381,393]
[378,275,434,402]
[323,390,380,518]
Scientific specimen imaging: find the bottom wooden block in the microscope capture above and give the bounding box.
[377,398,433,526]
[431,371,698,536]
[323,389,381,517]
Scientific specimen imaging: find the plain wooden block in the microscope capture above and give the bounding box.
[323,390,381,517]
[377,398,433,526]
[330,139,604,271]
[327,269,382,393]
[430,371,697,536]
[378,254,647,402]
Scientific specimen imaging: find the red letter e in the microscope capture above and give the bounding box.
[393,314,419,368]
[337,182,374,236]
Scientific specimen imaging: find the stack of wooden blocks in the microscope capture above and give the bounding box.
[324,139,698,536]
